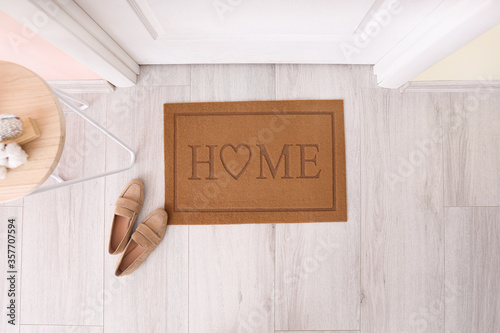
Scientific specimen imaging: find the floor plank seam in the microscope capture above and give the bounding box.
[274,330,361,333]
[187,225,190,333]
[273,63,277,332]
[358,83,363,332]
[187,70,191,333]
[103,101,107,332]
[444,205,500,208]
[19,205,25,326]
[442,96,446,333]
[140,84,191,88]
[274,223,277,331]
[19,324,104,327]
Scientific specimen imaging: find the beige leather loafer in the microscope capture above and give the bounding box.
[115,208,168,277]
[108,179,145,255]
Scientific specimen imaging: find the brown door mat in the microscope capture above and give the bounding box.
[164,100,346,225]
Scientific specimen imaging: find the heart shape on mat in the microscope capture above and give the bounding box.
[220,143,253,180]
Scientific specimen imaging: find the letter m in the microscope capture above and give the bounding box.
[257,144,292,179]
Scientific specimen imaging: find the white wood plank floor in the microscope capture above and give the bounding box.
[444,93,500,206]
[21,94,107,326]
[189,65,276,333]
[445,207,500,332]
[1,65,499,333]
[275,65,366,330]
[20,326,103,333]
[361,91,446,332]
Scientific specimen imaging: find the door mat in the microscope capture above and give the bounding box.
[164,100,347,225]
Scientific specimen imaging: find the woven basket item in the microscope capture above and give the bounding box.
[0,115,23,141]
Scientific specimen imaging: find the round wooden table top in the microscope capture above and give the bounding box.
[0,61,65,202]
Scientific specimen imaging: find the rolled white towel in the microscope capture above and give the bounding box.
[0,166,7,179]
[4,142,28,169]
[0,142,29,180]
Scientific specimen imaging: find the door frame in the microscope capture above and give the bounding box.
[2,0,499,89]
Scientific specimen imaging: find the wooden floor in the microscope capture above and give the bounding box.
[1,65,499,333]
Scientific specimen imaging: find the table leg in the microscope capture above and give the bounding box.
[31,88,136,195]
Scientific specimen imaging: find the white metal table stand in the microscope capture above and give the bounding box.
[31,87,136,195]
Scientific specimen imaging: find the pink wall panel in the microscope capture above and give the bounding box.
[0,10,101,80]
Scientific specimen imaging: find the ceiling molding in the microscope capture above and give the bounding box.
[373,0,500,89]
[57,0,140,74]
[1,0,138,87]
[354,0,392,35]
[127,0,165,40]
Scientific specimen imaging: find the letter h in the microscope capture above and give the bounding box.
[189,145,218,180]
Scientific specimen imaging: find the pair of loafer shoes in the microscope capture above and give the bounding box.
[108,179,168,277]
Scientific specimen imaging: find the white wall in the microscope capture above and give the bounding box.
[413,23,500,81]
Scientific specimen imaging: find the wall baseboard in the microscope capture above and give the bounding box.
[48,80,115,94]
[401,80,500,93]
